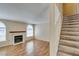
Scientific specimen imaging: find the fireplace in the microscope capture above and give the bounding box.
[9,32,26,45]
[14,35,23,43]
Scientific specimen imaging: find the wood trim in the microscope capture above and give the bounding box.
[9,31,26,33]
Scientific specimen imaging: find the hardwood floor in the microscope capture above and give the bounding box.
[0,40,49,56]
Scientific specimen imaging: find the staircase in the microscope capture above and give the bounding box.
[57,14,79,56]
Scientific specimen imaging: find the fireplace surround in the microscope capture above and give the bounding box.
[9,31,26,45]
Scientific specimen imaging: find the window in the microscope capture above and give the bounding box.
[27,25,33,37]
[0,22,6,42]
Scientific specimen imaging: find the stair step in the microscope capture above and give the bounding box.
[63,17,79,20]
[59,45,79,55]
[63,18,79,20]
[63,22,79,25]
[63,20,79,23]
[62,28,79,32]
[62,25,79,28]
[59,39,79,48]
[64,17,79,20]
[63,14,79,18]
[62,27,79,30]
[60,35,79,41]
[63,24,79,26]
[57,51,72,56]
[63,22,79,24]
[61,31,79,36]
[64,17,76,20]
[62,25,79,27]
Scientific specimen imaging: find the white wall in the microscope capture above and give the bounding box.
[50,3,63,56]
[35,22,49,42]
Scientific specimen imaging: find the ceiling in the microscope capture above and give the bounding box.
[0,3,49,24]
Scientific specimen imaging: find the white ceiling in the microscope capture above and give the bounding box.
[0,3,49,24]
